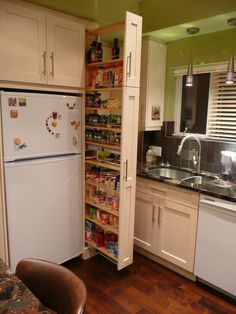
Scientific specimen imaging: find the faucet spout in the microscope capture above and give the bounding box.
[176,134,201,174]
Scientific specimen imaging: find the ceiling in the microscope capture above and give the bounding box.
[25,0,236,41]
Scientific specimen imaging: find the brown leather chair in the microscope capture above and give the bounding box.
[16,258,87,314]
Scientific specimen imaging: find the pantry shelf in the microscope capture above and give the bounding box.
[85,107,122,114]
[85,159,120,171]
[86,87,122,92]
[85,240,118,262]
[85,215,119,235]
[86,181,119,196]
[86,21,124,37]
[86,59,123,68]
[85,125,121,132]
[85,199,119,217]
[85,141,121,151]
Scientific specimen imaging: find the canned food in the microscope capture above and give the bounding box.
[85,230,93,241]
[89,207,96,220]
[111,197,119,211]
[100,212,109,225]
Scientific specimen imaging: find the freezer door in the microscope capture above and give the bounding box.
[4,155,83,271]
[1,92,82,161]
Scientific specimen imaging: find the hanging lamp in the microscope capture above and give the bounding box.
[186,27,199,87]
[225,18,236,85]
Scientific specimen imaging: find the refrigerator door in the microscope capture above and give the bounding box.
[4,155,83,271]
[1,92,82,161]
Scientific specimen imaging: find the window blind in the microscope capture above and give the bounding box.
[207,72,236,140]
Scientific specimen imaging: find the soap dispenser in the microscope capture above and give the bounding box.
[146,146,154,164]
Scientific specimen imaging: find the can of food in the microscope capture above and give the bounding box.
[111,197,119,211]
[106,195,113,207]
[100,212,109,224]
[89,207,96,220]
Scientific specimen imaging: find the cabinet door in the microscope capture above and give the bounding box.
[47,14,85,88]
[118,87,139,270]
[123,12,142,88]
[0,1,46,84]
[140,38,166,131]
[134,188,161,254]
[157,199,198,272]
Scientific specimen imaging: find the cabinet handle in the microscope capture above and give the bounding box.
[42,51,46,75]
[50,52,54,77]
[158,206,162,224]
[149,187,165,195]
[124,159,128,181]
[152,204,156,222]
[126,52,132,79]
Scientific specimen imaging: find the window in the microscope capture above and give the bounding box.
[174,65,236,142]
[180,73,210,134]
[207,72,236,140]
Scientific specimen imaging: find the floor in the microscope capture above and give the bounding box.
[65,252,236,314]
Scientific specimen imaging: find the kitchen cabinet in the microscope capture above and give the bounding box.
[134,177,199,272]
[139,37,166,131]
[84,12,142,270]
[0,1,85,88]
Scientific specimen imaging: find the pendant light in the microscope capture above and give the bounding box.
[225,18,236,85]
[186,27,199,87]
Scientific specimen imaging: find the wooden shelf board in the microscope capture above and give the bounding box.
[85,199,119,217]
[85,141,121,151]
[86,21,124,37]
[85,159,120,171]
[85,87,122,92]
[85,240,118,262]
[85,107,122,114]
[85,215,119,235]
[85,180,120,196]
[85,125,121,132]
[87,59,123,68]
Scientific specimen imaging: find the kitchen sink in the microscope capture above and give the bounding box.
[147,167,192,181]
[180,175,212,185]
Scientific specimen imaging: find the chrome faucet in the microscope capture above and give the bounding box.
[177,134,201,174]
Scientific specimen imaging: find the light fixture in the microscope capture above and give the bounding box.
[186,27,199,87]
[225,18,236,85]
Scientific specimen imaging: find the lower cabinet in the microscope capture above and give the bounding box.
[134,177,199,273]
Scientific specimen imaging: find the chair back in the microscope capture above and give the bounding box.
[16,258,87,314]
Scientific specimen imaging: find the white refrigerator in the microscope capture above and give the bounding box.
[1,91,83,271]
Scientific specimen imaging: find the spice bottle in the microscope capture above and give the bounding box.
[96,42,103,62]
[91,41,97,63]
[112,38,120,60]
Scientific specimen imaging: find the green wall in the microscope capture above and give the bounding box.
[164,28,236,120]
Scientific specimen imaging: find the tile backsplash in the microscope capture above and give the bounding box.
[138,121,236,175]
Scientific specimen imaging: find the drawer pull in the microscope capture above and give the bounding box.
[158,206,162,224]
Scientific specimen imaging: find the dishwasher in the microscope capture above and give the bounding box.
[194,194,236,299]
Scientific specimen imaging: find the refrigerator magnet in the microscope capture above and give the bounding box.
[19,98,26,107]
[75,121,80,129]
[10,110,18,118]
[73,137,78,145]
[52,121,57,127]
[8,98,17,106]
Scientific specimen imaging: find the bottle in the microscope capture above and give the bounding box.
[112,38,120,60]
[91,41,97,63]
[96,42,103,62]
[146,146,153,164]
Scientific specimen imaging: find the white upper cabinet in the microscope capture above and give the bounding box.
[47,14,85,88]
[0,1,46,84]
[123,12,142,88]
[0,1,85,88]
[140,37,167,131]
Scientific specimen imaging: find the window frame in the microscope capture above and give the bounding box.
[173,61,235,142]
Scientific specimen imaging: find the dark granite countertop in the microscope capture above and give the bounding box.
[137,166,236,203]
[0,259,50,313]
